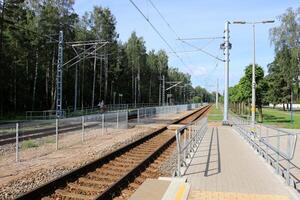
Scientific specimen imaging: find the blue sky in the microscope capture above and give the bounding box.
[74,0,299,92]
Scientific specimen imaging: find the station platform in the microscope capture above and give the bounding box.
[129,125,300,200]
[184,125,299,200]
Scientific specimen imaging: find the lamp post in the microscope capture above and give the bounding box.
[233,20,274,128]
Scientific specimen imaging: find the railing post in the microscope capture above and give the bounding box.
[276,130,280,174]
[266,127,269,164]
[176,130,181,177]
[286,134,291,185]
[15,123,19,162]
[56,118,58,150]
[183,129,186,161]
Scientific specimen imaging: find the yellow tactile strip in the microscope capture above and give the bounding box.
[189,191,289,200]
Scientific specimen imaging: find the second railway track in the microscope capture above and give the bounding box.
[16,105,211,200]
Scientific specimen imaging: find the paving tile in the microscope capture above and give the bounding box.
[184,126,299,200]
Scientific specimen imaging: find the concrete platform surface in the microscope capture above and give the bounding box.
[129,179,170,200]
[129,177,190,200]
[184,126,300,200]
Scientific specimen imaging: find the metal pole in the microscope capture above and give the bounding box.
[102,114,104,135]
[15,123,19,162]
[251,24,256,128]
[56,30,64,118]
[92,48,97,109]
[56,118,58,150]
[116,111,119,128]
[159,80,161,106]
[74,64,78,111]
[137,109,140,124]
[291,89,293,127]
[286,135,291,185]
[276,130,280,174]
[162,75,165,106]
[81,116,84,143]
[126,109,128,128]
[216,78,219,109]
[223,21,230,124]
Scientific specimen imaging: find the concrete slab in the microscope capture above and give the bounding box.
[160,177,189,200]
[129,179,170,200]
[184,126,300,200]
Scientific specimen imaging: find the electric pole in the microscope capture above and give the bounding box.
[223,21,230,124]
[56,31,64,118]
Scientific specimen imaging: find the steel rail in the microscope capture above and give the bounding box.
[15,105,210,200]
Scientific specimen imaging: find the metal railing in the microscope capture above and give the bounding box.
[175,117,208,176]
[229,113,298,187]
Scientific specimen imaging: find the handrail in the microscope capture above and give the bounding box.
[175,117,208,176]
[229,113,298,187]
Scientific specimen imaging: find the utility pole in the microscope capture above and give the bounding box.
[56,31,63,118]
[223,21,230,124]
[251,24,256,127]
[216,78,219,109]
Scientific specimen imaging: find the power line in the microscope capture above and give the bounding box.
[147,0,180,39]
[129,0,192,73]
[178,36,223,40]
[179,39,224,62]
[147,0,196,73]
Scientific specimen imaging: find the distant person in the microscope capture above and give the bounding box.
[98,100,105,113]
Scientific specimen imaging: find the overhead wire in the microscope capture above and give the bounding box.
[147,0,196,74]
[129,0,193,74]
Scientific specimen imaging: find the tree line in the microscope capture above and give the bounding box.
[229,7,300,122]
[0,0,213,118]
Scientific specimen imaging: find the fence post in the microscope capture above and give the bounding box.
[16,123,19,162]
[117,111,119,129]
[102,114,104,135]
[175,130,181,177]
[81,116,84,143]
[56,118,58,150]
[183,129,186,161]
[266,127,269,164]
[137,109,140,124]
[126,110,128,128]
[276,130,280,174]
[286,134,291,185]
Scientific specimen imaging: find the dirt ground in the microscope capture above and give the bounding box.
[0,110,194,199]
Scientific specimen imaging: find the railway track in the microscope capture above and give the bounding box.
[16,105,211,200]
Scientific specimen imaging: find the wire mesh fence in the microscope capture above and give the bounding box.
[1,103,202,166]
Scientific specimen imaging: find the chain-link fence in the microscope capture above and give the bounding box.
[1,103,202,166]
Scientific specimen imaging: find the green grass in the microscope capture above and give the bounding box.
[208,105,223,121]
[21,140,39,149]
[260,108,300,129]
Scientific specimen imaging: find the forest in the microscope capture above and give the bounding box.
[0,0,214,118]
